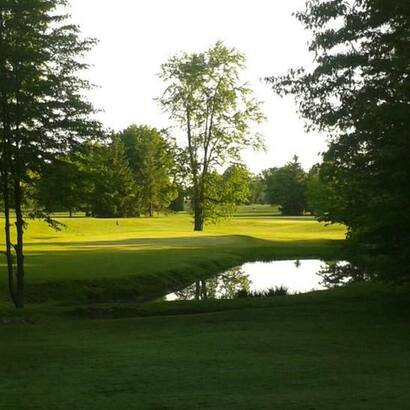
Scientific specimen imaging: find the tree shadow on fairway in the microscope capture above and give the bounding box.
[25,234,250,250]
[233,215,315,221]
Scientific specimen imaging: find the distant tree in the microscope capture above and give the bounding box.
[264,156,307,216]
[35,156,90,217]
[159,41,265,231]
[168,145,192,213]
[89,138,138,218]
[119,125,177,216]
[0,0,99,308]
[266,0,410,279]
[249,174,267,204]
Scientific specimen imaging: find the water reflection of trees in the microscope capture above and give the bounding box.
[171,261,370,301]
[174,268,251,301]
[318,262,369,288]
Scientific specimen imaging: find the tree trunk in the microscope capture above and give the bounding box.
[2,174,18,307]
[194,204,204,231]
[186,109,204,232]
[193,186,204,231]
[13,177,25,309]
[1,122,18,307]
[69,208,73,218]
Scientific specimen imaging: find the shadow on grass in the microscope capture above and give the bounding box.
[24,234,251,249]
[233,214,315,220]
[0,235,345,306]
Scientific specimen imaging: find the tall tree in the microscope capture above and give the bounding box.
[119,125,177,217]
[88,138,138,218]
[264,156,307,216]
[159,41,265,231]
[0,0,99,307]
[267,0,410,279]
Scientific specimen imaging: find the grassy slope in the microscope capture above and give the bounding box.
[0,284,409,410]
[0,207,345,303]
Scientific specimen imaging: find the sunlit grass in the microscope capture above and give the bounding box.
[0,207,346,302]
[3,209,344,247]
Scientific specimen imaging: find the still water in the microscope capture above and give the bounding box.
[166,259,348,301]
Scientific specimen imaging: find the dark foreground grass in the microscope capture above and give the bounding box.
[1,283,409,410]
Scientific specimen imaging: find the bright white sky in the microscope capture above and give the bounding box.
[69,0,327,173]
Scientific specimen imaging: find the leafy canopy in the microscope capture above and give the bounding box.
[159,41,265,229]
[267,0,410,278]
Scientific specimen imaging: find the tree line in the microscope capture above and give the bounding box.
[34,125,255,220]
[246,155,329,218]
[34,142,329,220]
[35,126,178,218]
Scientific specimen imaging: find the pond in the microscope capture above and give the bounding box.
[166,259,350,301]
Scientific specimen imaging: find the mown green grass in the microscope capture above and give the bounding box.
[0,208,345,303]
[0,284,409,410]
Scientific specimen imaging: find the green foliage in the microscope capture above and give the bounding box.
[305,164,335,217]
[222,164,252,205]
[35,156,90,216]
[32,125,180,219]
[0,0,99,307]
[119,125,177,216]
[249,174,267,204]
[159,41,265,230]
[264,156,307,216]
[0,0,99,171]
[88,138,138,218]
[267,0,410,279]
[203,164,252,222]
